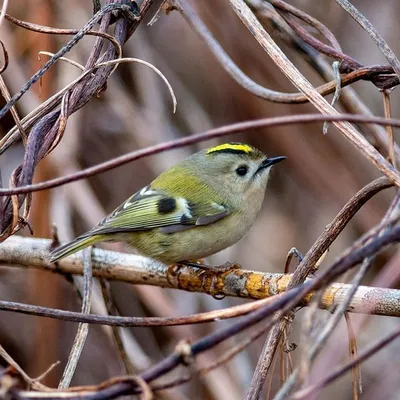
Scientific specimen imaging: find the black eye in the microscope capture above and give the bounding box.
[236,165,248,176]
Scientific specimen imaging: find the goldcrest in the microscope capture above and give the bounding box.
[49,143,286,264]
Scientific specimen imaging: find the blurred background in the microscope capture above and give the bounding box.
[0,0,400,398]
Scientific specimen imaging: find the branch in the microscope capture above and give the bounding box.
[334,0,400,80]
[4,220,400,398]
[1,113,400,197]
[1,236,400,318]
[293,323,400,399]
[248,0,400,162]
[229,0,400,188]
[0,2,137,119]
[58,249,93,389]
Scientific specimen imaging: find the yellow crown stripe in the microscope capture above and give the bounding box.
[207,143,253,155]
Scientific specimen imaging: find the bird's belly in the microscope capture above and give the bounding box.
[126,213,250,264]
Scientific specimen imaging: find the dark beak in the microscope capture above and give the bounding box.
[256,156,286,174]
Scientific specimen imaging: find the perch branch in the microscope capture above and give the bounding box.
[1,236,400,318]
[3,219,400,398]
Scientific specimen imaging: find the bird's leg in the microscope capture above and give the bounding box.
[184,259,206,267]
[183,260,242,273]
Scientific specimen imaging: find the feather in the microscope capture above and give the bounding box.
[88,185,231,235]
[49,235,102,262]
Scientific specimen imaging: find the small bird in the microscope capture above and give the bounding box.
[49,143,286,265]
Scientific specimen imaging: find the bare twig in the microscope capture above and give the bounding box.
[293,324,400,399]
[4,13,123,57]
[1,113,400,197]
[249,1,400,162]
[246,248,302,399]
[0,56,176,154]
[0,76,27,144]
[246,172,393,398]
[246,321,286,400]
[0,345,51,391]
[99,279,135,375]
[267,0,342,51]
[383,90,396,167]
[229,0,400,187]
[334,0,400,80]
[0,0,9,27]
[179,0,398,102]
[270,1,360,69]
[322,61,341,135]
[274,188,400,398]
[344,312,362,399]
[0,2,137,119]
[58,248,93,389]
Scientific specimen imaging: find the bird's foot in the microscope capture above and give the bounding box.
[183,260,242,274]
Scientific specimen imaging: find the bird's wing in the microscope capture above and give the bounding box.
[90,185,230,235]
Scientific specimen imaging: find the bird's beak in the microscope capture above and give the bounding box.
[256,156,286,174]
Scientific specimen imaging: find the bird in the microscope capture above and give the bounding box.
[49,142,286,266]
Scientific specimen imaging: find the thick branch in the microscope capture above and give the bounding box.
[1,236,400,317]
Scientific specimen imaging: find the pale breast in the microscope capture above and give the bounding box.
[149,211,254,263]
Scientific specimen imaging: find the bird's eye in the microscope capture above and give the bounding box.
[235,165,248,176]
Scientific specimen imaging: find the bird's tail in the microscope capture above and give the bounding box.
[49,234,103,262]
